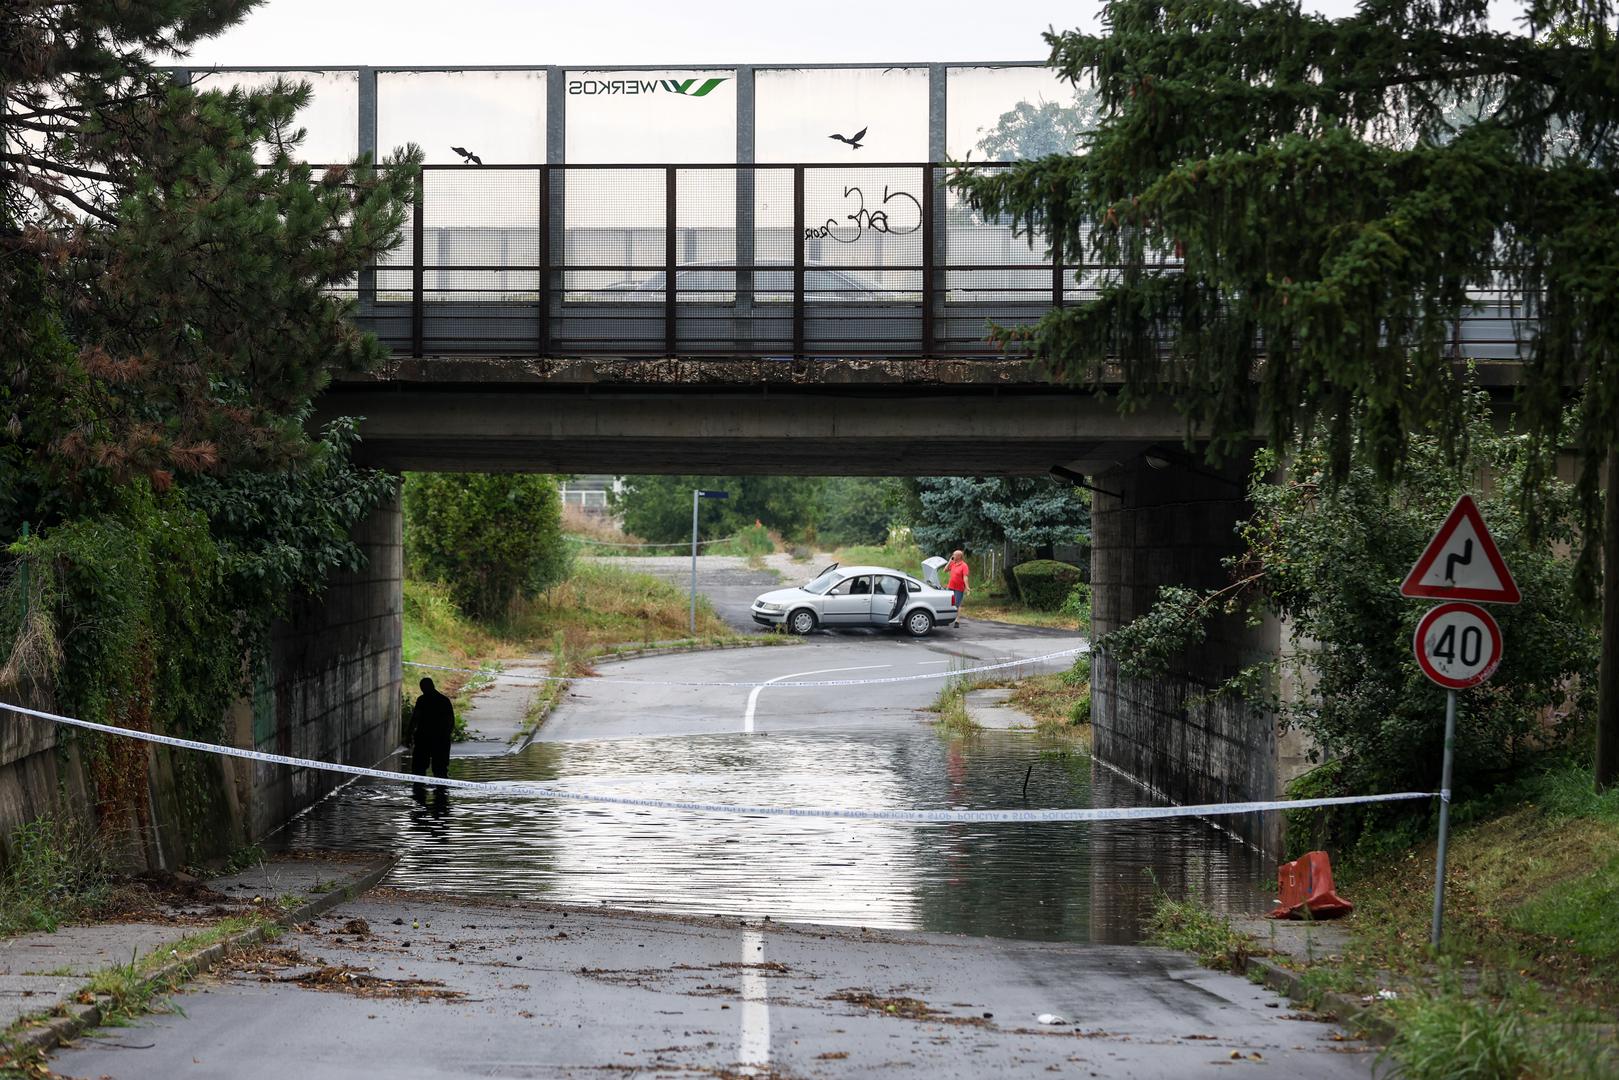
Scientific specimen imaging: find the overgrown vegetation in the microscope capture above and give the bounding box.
[1007,653,1092,739]
[1141,894,1252,971]
[1012,560,1084,612]
[706,523,775,558]
[1098,410,1596,845]
[404,473,570,621]
[930,675,982,738]
[928,653,1092,741]
[0,817,115,936]
[1,2,418,864]
[1151,760,1619,1079]
[402,560,745,739]
[511,562,732,649]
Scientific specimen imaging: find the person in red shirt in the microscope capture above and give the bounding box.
[946,550,970,615]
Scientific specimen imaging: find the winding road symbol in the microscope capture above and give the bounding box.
[1444,538,1473,584]
[1400,494,1520,604]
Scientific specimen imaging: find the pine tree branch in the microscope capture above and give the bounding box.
[2,168,118,225]
[0,152,116,184]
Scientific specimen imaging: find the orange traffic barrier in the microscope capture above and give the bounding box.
[1267,850,1354,920]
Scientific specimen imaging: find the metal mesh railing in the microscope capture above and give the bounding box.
[346,163,1536,361]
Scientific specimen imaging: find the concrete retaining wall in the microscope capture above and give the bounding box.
[0,491,404,868]
[1088,453,1284,856]
[251,489,404,841]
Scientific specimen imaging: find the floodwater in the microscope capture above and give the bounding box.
[283,730,1272,944]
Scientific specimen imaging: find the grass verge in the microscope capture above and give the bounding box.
[506,561,734,649]
[930,672,982,738]
[929,654,1092,743]
[1142,895,1253,971]
[1145,759,1619,1079]
[1005,654,1091,743]
[412,561,790,741]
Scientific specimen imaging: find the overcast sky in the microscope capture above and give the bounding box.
[184,0,1379,67]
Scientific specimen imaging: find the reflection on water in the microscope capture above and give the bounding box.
[283,731,1271,944]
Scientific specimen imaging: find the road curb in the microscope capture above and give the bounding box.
[4,856,395,1061]
[1237,954,1396,1045]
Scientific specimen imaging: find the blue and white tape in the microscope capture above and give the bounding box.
[1,701,1434,825]
[402,646,1087,689]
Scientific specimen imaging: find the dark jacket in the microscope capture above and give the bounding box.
[411,689,455,748]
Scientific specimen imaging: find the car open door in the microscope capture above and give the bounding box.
[869,576,908,625]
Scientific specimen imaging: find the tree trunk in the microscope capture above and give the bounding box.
[1597,448,1619,790]
[1002,537,1020,600]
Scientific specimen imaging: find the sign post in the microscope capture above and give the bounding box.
[690,490,729,634]
[1401,495,1519,949]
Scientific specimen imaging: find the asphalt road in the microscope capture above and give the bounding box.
[539,630,1080,743]
[50,894,1376,1080]
[554,554,1080,744]
[44,557,1374,1078]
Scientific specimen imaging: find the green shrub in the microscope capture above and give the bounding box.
[1141,894,1250,970]
[404,473,570,622]
[709,523,775,557]
[1059,581,1092,627]
[1012,559,1084,611]
[1097,402,1597,827]
[0,815,114,935]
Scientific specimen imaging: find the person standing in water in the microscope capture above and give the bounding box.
[410,677,455,801]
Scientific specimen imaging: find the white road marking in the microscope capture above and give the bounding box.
[916,660,952,666]
[739,926,769,1072]
[742,663,890,734]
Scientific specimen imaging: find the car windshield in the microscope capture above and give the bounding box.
[801,570,842,595]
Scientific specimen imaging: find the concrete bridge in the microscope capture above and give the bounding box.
[182,60,1532,855]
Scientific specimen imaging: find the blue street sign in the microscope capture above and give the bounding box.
[699,490,729,499]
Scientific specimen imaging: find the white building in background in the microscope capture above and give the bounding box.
[560,475,623,515]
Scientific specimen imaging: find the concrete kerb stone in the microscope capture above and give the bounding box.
[1235,953,1397,1046]
[2,856,395,1061]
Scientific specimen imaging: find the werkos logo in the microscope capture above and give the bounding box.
[568,77,728,97]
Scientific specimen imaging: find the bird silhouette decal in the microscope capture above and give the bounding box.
[828,127,867,150]
[451,146,483,165]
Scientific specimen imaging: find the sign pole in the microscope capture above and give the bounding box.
[1431,687,1458,949]
[690,489,700,636]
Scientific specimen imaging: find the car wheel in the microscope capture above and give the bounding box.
[905,609,935,637]
[788,609,818,635]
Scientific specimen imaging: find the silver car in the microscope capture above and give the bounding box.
[751,563,958,637]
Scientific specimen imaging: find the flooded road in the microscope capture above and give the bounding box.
[284,728,1271,944]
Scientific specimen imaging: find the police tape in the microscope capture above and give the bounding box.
[1,700,1435,825]
[402,646,1087,689]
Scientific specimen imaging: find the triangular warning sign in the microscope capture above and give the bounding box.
[1400,494,1521,604]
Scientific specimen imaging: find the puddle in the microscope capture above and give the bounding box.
[281,730,1270,944]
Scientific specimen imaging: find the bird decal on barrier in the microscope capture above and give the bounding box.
[451,146,483,165]
[828,127,867,150]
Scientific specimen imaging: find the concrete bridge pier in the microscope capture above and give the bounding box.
[1087,449,1284,857]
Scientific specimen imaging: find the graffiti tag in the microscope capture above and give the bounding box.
[805,185,923,244]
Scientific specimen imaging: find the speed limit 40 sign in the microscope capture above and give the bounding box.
[1413,601,1503,689]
